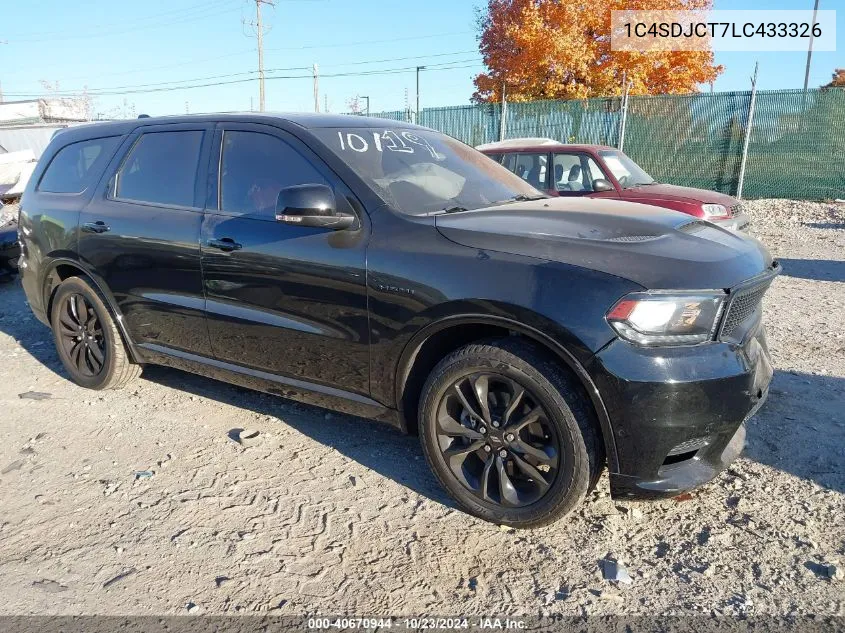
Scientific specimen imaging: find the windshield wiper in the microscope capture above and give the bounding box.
[508,194,547,201]
[420,206,470,217]
[487,194,547,208]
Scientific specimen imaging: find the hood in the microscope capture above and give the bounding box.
[435,197,772,290]
[621,183,738,206]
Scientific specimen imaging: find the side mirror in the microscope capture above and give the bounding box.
[275,184,355,230]
[592,178,614,193]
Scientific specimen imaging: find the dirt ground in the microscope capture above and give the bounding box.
[0,199,843,618]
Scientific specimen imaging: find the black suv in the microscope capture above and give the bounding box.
[18,114,777,528]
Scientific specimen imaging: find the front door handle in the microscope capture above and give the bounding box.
[207,237,242,252]
[82,221,110,234]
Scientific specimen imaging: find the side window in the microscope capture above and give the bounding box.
[113,131,203,207]
[501,153,547,190]
[583,156,608,192]
[552,154,582,191]
[220,131,329,218]
[553,153,608,193]
[38,136,120,194]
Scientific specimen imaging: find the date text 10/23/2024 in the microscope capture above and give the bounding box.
[307,617,528,630]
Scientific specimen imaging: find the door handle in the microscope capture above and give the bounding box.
[207,237,242,252]
[82,221,110,234]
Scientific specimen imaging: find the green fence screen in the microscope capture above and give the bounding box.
[367,89,845,200]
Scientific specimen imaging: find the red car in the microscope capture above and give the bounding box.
[477,138,750,231]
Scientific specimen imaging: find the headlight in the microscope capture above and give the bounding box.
[607,292,726,346]
[701,204,730,219]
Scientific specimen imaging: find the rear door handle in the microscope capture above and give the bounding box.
[207,237,242,252]
[82,221,110,234]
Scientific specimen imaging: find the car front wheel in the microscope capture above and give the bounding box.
[418,338,603,528]
[50,276,141,390]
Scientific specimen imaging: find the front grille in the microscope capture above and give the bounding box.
[719,281,771,340]
[730,203,745,218]
[678,220,709,233]
[605,234,659,242]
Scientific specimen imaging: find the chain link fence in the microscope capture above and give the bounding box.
[366,89,845,200]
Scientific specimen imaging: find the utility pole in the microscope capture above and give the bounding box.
[618,76,631,151]
[499,81,507,141]
[0,40,6,103]
[324,94,328,113]
[244,0,274,111]
[313,64,319,113]
[416,66,425,124]
[737,62,759,201]
[803,0,820,91]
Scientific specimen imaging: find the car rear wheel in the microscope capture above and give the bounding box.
[418,338,602,528]
[50,276,141,390]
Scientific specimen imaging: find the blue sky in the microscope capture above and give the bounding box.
[0,0,842,118]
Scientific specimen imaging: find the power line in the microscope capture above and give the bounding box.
[264,30,474,52]
[10,0,235,39]
[10,4,243,43]
[1,30,475,84]
[2,61,482,98]
[4,51,480,95]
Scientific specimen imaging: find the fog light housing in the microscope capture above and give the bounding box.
[667,436,712,457]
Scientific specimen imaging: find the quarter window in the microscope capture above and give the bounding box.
[113,131,203,207]
[220,131,328,217]
[38,136,120,194]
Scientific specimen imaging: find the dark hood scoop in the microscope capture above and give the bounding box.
[434,198,772,290]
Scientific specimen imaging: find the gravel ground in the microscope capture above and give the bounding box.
[0,199,843,618]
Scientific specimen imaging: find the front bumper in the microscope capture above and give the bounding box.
[587,322,773,499]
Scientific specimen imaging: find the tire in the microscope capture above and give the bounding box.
[418,338,603,528]
[49,276,141,390]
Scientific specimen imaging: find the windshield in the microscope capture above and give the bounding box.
[312,127,545,215]
[598,150,655,188]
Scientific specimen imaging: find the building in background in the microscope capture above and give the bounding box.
[0,97,91,199]
[0,97,89,127]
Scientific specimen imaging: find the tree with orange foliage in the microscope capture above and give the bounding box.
[823,69,845,88]
[474,0,723,102]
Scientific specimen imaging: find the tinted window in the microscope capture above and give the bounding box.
[220,131,328,217]
[114,131,203,207]
[38,136,120,193]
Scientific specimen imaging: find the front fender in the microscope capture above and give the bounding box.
[389,309,620,473]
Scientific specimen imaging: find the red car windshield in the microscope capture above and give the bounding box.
[598,150,656,189]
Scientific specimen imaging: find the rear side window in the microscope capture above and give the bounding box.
[113,131,203,207]
[220,130,328,218]
[38,136,120,193]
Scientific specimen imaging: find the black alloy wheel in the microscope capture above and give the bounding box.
[50,276,141,390]
[56,293,106,377]
[419,339,602,528]
[435,373,559,507]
